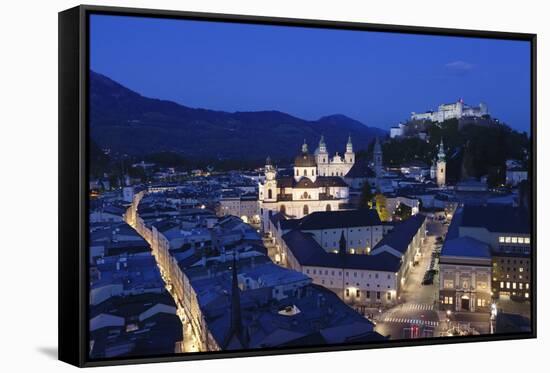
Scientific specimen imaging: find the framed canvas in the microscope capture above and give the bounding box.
[58,5,537,367]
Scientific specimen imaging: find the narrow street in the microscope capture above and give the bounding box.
[374,218,445,339]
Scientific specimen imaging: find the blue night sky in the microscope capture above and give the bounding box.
[90,14,531,133]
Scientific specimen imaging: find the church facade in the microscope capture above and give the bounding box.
[258,137,355,231]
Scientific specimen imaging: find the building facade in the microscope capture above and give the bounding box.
[258,139,352,232]
[439,237,492,313]
[218,193,260,224]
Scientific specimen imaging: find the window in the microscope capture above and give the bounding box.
[512,237,518,244]
[518,237,524,244]
[506,282,511,289]
[444,280,454,289]
[356,289,361,298]
[525,237,530,244]
[268,189,272,199]
[519,267,524,273]
[500,281,505,289]
[345,288,350,297]
[387,274,391,279]
[376,291,381,300]
[366,291,370,298]
[304,169,308,176]
[476,282,487,290]
[387,292,392,300]
[505,237,511,243]
[462,280,469,289]
[326,204,331,212]
[499,237,505,243]
[303,205,309,215]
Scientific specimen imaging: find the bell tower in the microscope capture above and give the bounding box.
[436,140,446,187]
[345,135,354,164]
[263,156,277,202]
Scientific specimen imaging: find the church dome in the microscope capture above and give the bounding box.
[294,152,317,167]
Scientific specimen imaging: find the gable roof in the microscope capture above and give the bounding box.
[441,236,491,259]
[373,214,425,254]
[345,161,376,179]
[297,209,382,230]
[282,230,400,272]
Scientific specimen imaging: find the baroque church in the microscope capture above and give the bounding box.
[259,136,373,230]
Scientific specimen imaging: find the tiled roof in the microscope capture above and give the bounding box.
[297,209,382,230]
[373,214,425,254]
[441,236,491,259]
[282,230,401,272]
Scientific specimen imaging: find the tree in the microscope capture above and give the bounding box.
[393,203,412,221]
[375,194,390,222]
[358,183,374,208]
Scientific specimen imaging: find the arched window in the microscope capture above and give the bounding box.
[268,189,272,199]
[326,204,331,211]
[280,205,286,214]
[304,169,308,176]
[296,169,299,176]
[303,205,309,215]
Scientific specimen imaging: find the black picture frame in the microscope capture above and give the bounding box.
[59,4,537,367]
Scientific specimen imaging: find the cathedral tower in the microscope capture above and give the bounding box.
[263,156,277,201]
[345,135,354,164]
[315,135,329,166]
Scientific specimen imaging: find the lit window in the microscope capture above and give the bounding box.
[519,283,523,289]
[512,282,517,289]
[506,282,511,289]
[525,237,531,244]
[505,237,511,243]
[518,237,524,244]
[526,283,530,290]
[512,237,518,244]
[499,237,505,243]
[525,293,529,298]
[519,267,524,273]
[500,281,504,289]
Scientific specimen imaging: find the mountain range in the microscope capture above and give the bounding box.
[89,71,387,161]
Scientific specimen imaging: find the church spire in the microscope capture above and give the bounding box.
[438,139,446,161]
[223,252,245,349]
[230,253,242,334]
[346,134,353,153]
[339,230,347,256]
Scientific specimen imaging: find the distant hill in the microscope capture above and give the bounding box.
[90,71,386,161]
